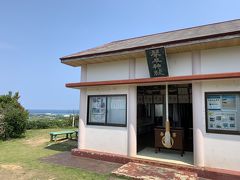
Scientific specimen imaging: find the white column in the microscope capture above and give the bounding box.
[78,65,87,149]
[127,58,137,156]
[128,85,137,156]
[192,51,205,167]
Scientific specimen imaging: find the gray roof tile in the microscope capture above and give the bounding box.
[61,19,240,60]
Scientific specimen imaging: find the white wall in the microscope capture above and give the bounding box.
[87,60,129,81]
[83,86,129,155]
[86,52,193,81]
[200,79,240,171]
[86,46,240,82]
[191,47,240,171]
[135,57,149,78]
[84,125,128,155]
[167,52,192,76]
[201,46,240,74]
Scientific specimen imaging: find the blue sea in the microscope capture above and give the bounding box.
[28,109,79,116]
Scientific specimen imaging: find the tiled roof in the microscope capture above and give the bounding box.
[61,19,240,60]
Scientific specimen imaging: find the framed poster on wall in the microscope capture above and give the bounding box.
[205,92,240,135]
[207,95,221,110]
[89,96,106,123]
[221,95,236,111]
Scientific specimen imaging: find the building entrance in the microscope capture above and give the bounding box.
[137,84,193,165]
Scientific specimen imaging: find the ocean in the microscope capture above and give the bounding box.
[28,109,79,116]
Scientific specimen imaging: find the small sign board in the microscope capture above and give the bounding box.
[145,47,169,77]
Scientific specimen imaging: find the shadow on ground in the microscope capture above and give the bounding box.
[40,152,123,175]
[42,140,127,179]
[45,139,77,152]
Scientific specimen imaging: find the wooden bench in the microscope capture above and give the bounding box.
[49,130,77,142]
[75,130,78,139]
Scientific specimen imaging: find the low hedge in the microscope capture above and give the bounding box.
[26,118,72,129]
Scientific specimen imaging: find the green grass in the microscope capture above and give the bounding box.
[0,128,119,180]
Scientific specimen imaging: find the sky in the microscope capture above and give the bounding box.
[0,0,239,110]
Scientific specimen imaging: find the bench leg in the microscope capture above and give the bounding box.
[54,135,57,142]
[70,133,73,139]
[50,134,53,141]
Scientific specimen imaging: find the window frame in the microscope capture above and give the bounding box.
[87,94,127,127]
[205,91,240,135]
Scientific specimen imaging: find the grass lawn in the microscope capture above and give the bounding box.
[0,128,121,180]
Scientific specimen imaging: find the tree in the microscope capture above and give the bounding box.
[0,92,29,139]
[0,107,4,137]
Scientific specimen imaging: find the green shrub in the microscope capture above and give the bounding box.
[3,105,28,138]
[26,118,72,129]
[0,92,29,139]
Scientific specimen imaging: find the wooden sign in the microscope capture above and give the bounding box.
[145,47,169,77]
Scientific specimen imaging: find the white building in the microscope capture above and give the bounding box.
[61,19,240,172]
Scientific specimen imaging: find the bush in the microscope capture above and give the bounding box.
[3,105,28,138]
[0,92,29,139]
[26,118,72,129]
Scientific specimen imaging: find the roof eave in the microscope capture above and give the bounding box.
[65,72,240,89]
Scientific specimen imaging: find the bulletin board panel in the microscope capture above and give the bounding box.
[205,92,240,135]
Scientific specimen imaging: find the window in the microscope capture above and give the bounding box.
[87,95,127,127]
[205,92,240,135]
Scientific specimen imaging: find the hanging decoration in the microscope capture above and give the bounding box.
[162,84,174,148]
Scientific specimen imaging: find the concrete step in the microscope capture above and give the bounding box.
[112,162,198,180]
